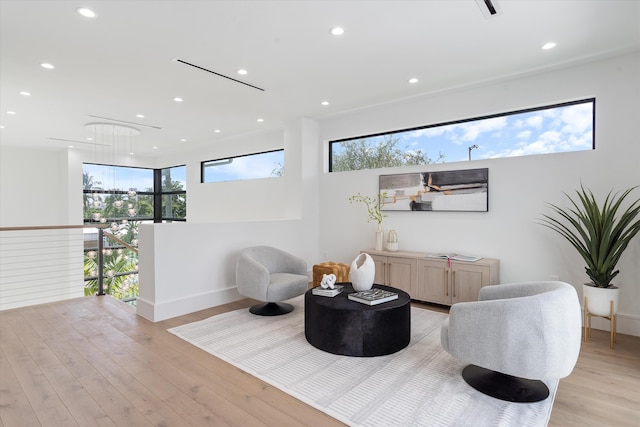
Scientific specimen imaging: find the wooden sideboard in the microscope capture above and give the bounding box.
[363,249,499,305]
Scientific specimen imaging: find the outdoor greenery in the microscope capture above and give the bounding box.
[332,135,444,172]
[83,221,139,300]
[541,185,640,288]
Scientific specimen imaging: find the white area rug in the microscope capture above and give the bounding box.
[168,296,556,426]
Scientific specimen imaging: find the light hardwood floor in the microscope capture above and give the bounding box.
[1,296,638,426]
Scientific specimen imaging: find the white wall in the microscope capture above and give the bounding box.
[0,147,85,309]
[318,52,640,335]
[137,219,313,321]
[0,146,72,227]
[135,119,322,321]
[2,52,638,335]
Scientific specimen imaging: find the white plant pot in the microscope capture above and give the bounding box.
[582,283,619,317]
[350,253,375,291]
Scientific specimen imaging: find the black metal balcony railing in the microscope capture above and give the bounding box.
[83,224,140,305]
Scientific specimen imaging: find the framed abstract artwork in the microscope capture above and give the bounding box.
[379,168,489,212]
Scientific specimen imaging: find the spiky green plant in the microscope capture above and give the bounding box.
[541,185,640,288]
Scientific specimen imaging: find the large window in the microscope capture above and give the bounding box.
[202,149,284,183]
[83,163,155,222]
[330,99,595,172]
[82,163,186,303]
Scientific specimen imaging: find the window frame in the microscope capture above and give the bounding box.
[82,162,186,223]
[201,148,285,183]
[329,98,595,172]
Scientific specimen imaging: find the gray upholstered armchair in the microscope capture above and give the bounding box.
[236,246,308,316]
[441,281,581,402]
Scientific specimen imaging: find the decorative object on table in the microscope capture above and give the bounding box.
[320,273,336,289]
[387,229,399,251]
[379,168,489,212]
[349,253,375,291]
[312,262,350,287]
[312,284,344,297]
[427,252,482,262]
[540,184,640,348]
[348,287,399,305]
[441,281,581,403]
[348,192,387,250]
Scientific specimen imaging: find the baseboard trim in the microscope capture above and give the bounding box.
[136,287,242,322]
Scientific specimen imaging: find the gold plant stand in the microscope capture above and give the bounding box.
[584,296,617,349]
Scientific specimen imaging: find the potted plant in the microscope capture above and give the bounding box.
[349,192,387,250]
[541,184,640,317]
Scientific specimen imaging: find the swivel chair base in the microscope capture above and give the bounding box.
[462,365,550,403]
[249,302,294,316]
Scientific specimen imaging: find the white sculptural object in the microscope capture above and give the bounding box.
[350,253,375,291]
[320,273,337,289]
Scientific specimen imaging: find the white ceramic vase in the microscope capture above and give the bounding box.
[350,253,375,291]
[582,283,619,317]
[375,224,384,251]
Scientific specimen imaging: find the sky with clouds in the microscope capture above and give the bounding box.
[203,150,284,182]
[398,101,593,163]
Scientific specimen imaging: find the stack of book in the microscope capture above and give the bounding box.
[428,253,482,262]
[348,288,398,305]
[312,284,344,297]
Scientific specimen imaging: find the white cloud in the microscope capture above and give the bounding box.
[517,130,531,139]
[409,126,449,138]
[525,115,543,128]
[455,116,508,142]
[560,103,592,134]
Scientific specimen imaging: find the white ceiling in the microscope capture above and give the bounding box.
[1,0,639,157]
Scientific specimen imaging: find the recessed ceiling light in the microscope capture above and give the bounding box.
[136,114,144,118]
[41,63,55,69]
[257,118,264,122]
[180,138,187,142]
[408,78,419,84]
[129,152,135,155]
[76,8,96,18]
[174,97,183,102]
[330,27,345,36]
[68,145,74,148]
[86,137,93,141]
[0,125,5,129]
[214,129,221,133]
[237,69,248,75]
[541,42,557,50]
[153,146,158,150]
[321,101,330,106]
[7,111,16,115]
[20,91,31,96]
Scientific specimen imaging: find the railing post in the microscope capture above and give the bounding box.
[98,227,105,296]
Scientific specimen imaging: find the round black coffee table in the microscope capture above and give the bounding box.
[304,283,411,357]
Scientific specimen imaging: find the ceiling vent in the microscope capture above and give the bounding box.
[475,0,503,19]
[173,58,265,92]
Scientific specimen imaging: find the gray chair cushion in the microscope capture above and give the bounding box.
[441,281,582,380]
[236,246,308,303]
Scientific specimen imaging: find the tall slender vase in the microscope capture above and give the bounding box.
[375,223,384,251]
